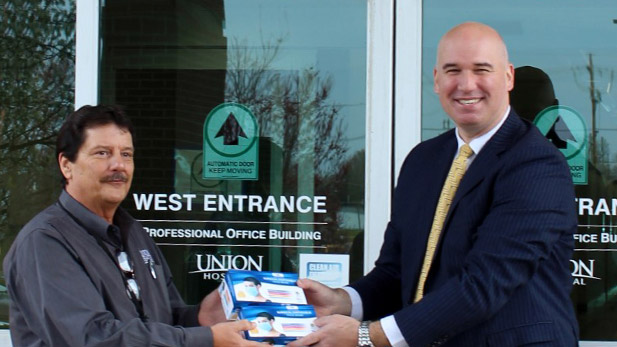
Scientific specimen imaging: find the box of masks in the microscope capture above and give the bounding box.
[238,304,317,344]
[219,269,308,320]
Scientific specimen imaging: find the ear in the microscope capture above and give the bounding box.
[58,153,72,181]
[506,63,514,92]
[433,67,440,94]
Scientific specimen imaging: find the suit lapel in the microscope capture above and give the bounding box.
[446,111,524,222]
[414,135,458,241]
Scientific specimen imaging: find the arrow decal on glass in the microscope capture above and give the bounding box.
[546,115,575,149]
[215,112,247,145]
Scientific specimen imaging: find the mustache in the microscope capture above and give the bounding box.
[101,173,129,183]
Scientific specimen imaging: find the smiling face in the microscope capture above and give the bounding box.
[433,22,514,142]
[59,123,134,221]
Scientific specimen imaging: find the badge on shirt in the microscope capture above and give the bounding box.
[139,249,157,279]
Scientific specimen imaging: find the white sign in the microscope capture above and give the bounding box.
[299,254,350,288]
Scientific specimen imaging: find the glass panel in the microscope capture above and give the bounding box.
[100,0,367,303]
[0,0,75,328]
[423,1,617,341]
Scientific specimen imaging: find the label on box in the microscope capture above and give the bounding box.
[239,304,317,343]
[220,269,308,319]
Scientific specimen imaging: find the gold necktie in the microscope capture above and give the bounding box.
[414,144,473,303]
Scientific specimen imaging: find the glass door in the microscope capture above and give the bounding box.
[99,0,369,302]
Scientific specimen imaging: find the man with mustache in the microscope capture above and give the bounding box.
[3,105,264,346]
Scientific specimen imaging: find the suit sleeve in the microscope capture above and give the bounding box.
[349,220,404,319]
[348,145,424,319]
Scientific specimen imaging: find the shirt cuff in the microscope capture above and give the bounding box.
[342,286,363,320]
[183,326,213,347]
[380,315,409,347]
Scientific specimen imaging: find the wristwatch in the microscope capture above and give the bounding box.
[357,320,375,347]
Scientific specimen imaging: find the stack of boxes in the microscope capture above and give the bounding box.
[219,270,316,345]
[219,269,317,345]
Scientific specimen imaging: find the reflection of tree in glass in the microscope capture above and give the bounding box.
[573,54,616,178]
[224,37,349,252]
[0,1,75,275]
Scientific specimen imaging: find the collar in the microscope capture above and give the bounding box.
[455,105,510,155]
[58,190,122,248]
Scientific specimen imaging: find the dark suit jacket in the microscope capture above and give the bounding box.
[350,111,579,346]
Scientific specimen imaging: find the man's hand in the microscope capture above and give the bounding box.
[211,320,266,347]
[287,315,359,347]
[296,278,352,317]
[198,288,226,326]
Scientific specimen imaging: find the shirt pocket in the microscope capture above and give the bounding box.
[487,322,556,346]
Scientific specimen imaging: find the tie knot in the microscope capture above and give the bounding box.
[458,144,473,159]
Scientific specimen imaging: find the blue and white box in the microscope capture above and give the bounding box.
[238,304,317,344]
[219,269,308,319]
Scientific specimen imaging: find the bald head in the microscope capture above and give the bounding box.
[437,22,509,68]
[433,22,514,142]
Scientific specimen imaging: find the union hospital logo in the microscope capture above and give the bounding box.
[570,259,601,286]
[190,254,264,280]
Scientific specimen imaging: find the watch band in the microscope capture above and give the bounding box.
[357,320,375,347]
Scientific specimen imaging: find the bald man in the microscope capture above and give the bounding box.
[289,22,578,347]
